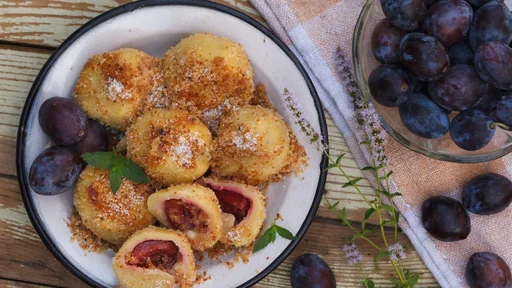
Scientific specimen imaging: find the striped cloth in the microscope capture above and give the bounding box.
[248,0,512,287]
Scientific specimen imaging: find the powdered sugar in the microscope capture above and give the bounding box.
[232,131,257,151]
[106,77,131,101]
[170,132,205,168]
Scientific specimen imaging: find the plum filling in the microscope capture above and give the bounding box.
[201,184,251,224]
[164,199,208,231]
[128,240,180,273]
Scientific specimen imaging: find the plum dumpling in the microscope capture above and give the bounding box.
[126,108,212,185]
[112,226,196,288]
[211,105,291,185]
[198,177,266,247]
[73,166,155,244]
[162,33,254,117]
[147,184,223,251]
[73,48,162,130]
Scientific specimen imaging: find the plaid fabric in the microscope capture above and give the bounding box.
[249,0,512,287]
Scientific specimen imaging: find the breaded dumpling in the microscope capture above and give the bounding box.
[162,33,254,116]
[126,108,212,185]
[211,106,291,185]
[74,166,155,244]
[74,48,163,130]
[112,226,196,288]
[147,184,223,251]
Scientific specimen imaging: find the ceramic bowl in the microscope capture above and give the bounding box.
[16,1,328,287]
[353,0,512,163]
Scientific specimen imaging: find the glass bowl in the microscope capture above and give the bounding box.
[353,0,512,163]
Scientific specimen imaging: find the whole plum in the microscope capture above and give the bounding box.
[369,64,412,107]
[466,252,512,288]
[450,110,496,151]
[428,65,488,111]
[29,146,83,195]
[449,38,475,66]
[290,253,336,288]
[400,33,450,81]
[38,97,88,145]
[474,41,512,91]
[422,196,471,242]
[467,0,495,8]
[463,173,512,215]
[380,0,426,32]
[490,92,512,130]
[70,120,107,155]
[469,1,512,51]
[371,19,406,64]
[399,93,450,139]
[421,0,473,47]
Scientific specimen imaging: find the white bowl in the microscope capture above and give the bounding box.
[16,1,328,287]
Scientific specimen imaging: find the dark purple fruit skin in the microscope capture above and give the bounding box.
[450,110,496,151]
[490,92,512,130]
[70,120,107,156]
[421,0,473,47]
[466,252,512,288]
[369,64,412,107]
[428,65,488,111]
[469,1,512,51]
[291,253,336,288]
[462,173,512,215]
[380,0,426,32]
[38,97,88,145]
[467,0,495,8]
[400,33,450,81]
[399,93,450,138]
[425,0,440,8]
[371,19,407,64]
[29,146,83,195]
[473,92,496,114]
[411,77,429,94]
[421,196,471,242]
[475,42,512,91]
[449,38,475,66]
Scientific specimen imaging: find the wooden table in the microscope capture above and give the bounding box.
[0,1,439,287]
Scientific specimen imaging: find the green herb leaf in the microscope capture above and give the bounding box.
[119,155,149,184]
[364,208,376,220]
[253,228,275,253]
[340,207,347,223]
[342,177,363,188]
[362,166,376,171]
[109,167,123,194]
[81,152,116,169]
[275,225,295,240]
[374,250,389,271]
[349,233,364,242]
[363,279,375,288]
[381,204,395,213]
[336,153,345,165]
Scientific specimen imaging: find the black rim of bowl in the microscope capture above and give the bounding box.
[15,0,329,287]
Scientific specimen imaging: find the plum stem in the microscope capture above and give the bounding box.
[490,122,510,131]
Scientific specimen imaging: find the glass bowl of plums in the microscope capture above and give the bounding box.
[353,0,512,163]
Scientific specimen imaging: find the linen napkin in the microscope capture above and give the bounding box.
[248,0,512,287]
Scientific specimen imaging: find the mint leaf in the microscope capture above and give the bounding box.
[275,225,295,240]
[253,228,275,253]
[119,155,148,184]
[109,167,123,194]
[81,152,116,169]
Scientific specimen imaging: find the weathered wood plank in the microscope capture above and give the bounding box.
[0,177,88,288]
[0,45,383,224]
[0,175,436,288]
[0,279,55,288]
[0,0,263,47]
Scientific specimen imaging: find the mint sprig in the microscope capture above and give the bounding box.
[81,151,149,194]
[253,217,295,253]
